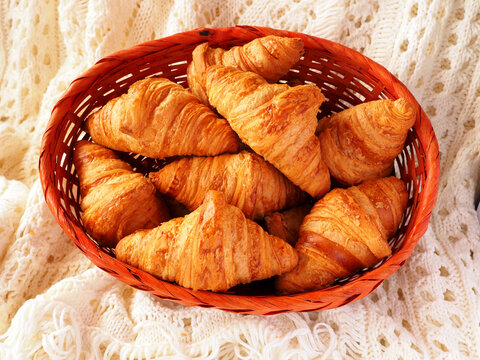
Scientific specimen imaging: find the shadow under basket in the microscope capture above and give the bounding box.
[39,25,440,315]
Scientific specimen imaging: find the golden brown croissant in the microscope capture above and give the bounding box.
[276,177,408,294]
[204,65,330,198]
[116,190,298,292]
[264,204,312,246]
[149,151,306,220]
[73,140,170,247]
[187,35,304,104]
[85,78,239,158]
[318,98,416,186]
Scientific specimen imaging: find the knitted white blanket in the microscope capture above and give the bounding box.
[1,1,479,359]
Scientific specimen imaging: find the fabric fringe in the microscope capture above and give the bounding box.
[0,292,336,359]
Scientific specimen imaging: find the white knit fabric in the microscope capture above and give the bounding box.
[1,0,479,359]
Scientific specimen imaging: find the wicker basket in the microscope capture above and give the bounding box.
[39,26,440,315]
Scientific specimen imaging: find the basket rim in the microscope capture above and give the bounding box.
[39,25,440,313]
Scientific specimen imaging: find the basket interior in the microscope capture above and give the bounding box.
[50,36,424,299]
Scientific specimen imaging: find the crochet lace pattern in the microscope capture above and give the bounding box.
[0,0,479,358]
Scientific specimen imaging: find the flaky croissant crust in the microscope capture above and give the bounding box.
[276,177,408,294]
[73,140,169,247]
[319,98,416,185]
[149,151,307,220]
[187,35,304,104]
[116,190,298,292]
[204,65,330,198]
[85,78,239,159]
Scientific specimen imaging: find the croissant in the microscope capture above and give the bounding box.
[318,98,416,186]
[149,151,306,220]
[187,35,304,104]
[116,190,298,292]
[276,177,408,294]
[85,78,239,158]
[73,140,169,247]
[204,65,330,198]
[264,204,312,246]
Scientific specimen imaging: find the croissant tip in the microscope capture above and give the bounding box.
[386,176,408,198]
[362,176,406,193]
[75,139,90,148]
[84,113,98,135]
[267,36,305,56]
[195,42,210,51]
[289,37,305,50]
[393,98,416,118]
[74,140,103,155]
[386,176,406,187]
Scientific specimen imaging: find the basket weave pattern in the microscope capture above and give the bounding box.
[39,26,440,315]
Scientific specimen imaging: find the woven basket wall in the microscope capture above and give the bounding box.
[39,25,440,315]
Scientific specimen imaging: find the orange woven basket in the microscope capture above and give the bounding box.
[39,26,440,315]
